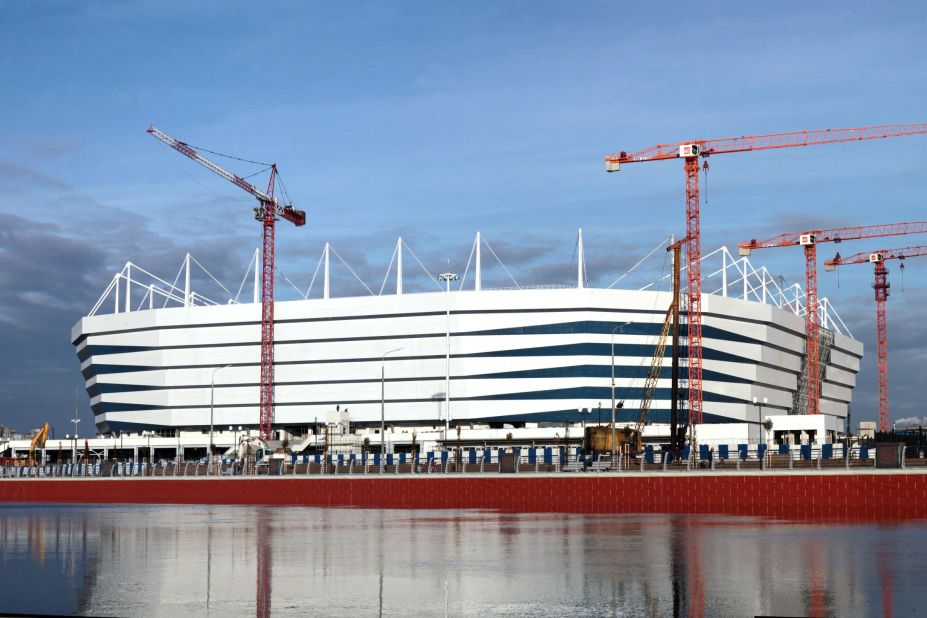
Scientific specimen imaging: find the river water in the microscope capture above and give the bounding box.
[1,504,922,617]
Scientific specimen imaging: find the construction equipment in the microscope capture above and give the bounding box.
[667,237,685,455]
[28,422,49,465]
[825,245,927,432]
[635,304,675,450]
[605,123,927,425]
[739,222,927,415]
[147,126,306,440]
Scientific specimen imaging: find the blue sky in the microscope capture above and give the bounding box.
[2,1,926,434]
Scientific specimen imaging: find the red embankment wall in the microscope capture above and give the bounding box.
[2,474,925,521]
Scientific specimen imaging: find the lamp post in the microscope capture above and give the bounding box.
[381,348,403,456]
[70,410,80,464]
[752,396,768,444]
[438,272,458,439]
[611,322,631,461]
[208,364,233,475]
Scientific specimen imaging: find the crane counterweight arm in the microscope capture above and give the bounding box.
[605,123,927,170]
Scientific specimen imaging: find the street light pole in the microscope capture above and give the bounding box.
[381,348,403,457]
[438,272,458,440]
[611,322,631,461]
[752,396,768,444]
[208,364,233,475]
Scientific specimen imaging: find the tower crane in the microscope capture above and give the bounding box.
[147,126,306,441]
[825,245,927,432]
[605,123,927,424]
[739,222,927,416]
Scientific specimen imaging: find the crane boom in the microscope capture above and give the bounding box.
[740,222,927,253]
[147,126,306,226]
[148,125,307,442]
[605,123,927,428]
[825,245,927,267]
[825,244,927,432]
[605,123,927,169]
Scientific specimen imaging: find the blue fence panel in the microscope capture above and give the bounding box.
[498,448,506,461]
[441,451,449,465]
[699,444,710,460]
[514,447,521,464]
[350,453,357,464]
[718,444,729,460]
[386,453,394,466]
[822,444,833,460]
[291,454,297,465]
[800,444,812,460]
[544,447,553,465]
[575,447,582,460]
[559,447,566,464]
[682,446,691,461]
[314,454,321,465]
[778,443,790,455]
[860,447,869,461]
[361,452,367,466]
[373,452,381,466]
[468,450,477,465]
[757,444,767,460]
[645,445,654,465]
[528,449,537,465]
[399,453,406,465]
[483,449,491,464]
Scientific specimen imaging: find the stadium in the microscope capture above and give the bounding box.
[72,234,861,447]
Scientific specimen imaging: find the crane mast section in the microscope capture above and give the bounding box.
[605,123,927,167]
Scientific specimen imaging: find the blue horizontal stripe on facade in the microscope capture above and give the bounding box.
[90,384,742,417]
[97,407,735,433]
[461,320,756,346]
[85,364,747,398]
[75,319,779,364]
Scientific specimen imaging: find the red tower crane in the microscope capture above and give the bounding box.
[147,126,307,441]
[739,223,927,416]
[605,123,927,424]
[825,245,927,432]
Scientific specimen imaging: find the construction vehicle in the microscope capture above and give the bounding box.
[28,422,49,466]
[584,238,681,457]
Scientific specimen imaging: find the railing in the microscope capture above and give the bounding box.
[3,445,923,479]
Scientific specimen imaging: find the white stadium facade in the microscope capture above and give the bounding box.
[72,235,862,444]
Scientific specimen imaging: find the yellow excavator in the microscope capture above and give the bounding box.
[28,422,49,465]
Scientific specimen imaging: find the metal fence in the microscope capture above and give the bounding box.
[3,444,925,479]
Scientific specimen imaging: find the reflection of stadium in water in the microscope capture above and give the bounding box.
[1,505,924,616]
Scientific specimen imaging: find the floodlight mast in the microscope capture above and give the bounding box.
[147,125,306,441]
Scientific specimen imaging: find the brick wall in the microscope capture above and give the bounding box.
[2,473,924,521]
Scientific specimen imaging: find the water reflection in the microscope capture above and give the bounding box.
[1,505,925,617]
